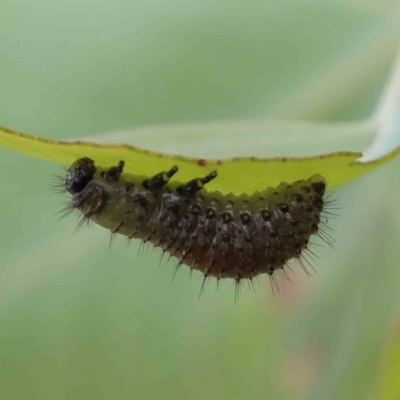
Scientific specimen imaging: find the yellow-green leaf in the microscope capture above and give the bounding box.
[0,124,399,194]
[376,327,400,400]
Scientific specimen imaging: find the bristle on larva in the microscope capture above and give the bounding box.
[60,157,336,297]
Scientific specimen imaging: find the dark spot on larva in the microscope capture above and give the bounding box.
[166,201,180,214]
[311,223,318,233]
[206,207,216,219]
[190,204,201,215]
[240,212,251,224]
[244,234,252,243]
[279,203,289,213]
[222,211,233,223]
[293,194,303,202]
[313,197,324,209]
[198,159,207,166]
[124,183,134,192]
[269,229,278,238]
[311,181,326,196]
[132,194,149,208]
[260,209,271,221]
[222,233,230,242]
[217,160,223,165]
[301,186,311,194]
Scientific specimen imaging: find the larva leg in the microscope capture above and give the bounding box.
[101,160,124,182]
[176,170,217,197]
[142,165,179,191]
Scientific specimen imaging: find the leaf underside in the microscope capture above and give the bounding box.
[1,125,399,194]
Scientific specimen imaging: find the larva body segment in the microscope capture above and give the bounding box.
[65,158,330,283]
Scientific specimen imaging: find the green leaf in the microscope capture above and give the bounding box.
[376,330,400,400]
[1,122,399,194]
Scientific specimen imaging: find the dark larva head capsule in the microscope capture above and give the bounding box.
[65,157,96,194]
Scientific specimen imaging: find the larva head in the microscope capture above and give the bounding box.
[65,157,96,194]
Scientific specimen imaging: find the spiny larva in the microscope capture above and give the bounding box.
[57,157,337,298]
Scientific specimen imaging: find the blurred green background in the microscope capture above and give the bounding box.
[2,1,400,399]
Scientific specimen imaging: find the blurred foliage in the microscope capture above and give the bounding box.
[1,1,400,400]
